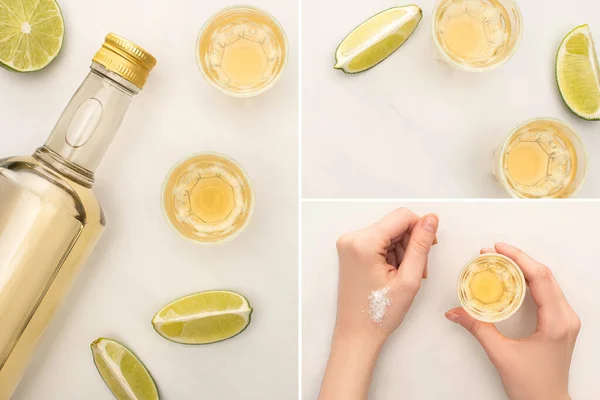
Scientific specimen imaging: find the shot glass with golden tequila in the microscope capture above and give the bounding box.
[197,6,288,97]
[162,153,255,244]
[432,0,522,70]
[495,118,587,199]
[458,254,526,323]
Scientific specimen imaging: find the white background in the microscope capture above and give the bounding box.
[302,0,600,198]
[0,0,298,398]
[302,201,600,399]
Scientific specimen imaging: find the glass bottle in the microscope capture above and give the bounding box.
[0,33,156,398]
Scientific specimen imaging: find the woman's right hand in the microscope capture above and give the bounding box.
[445,243,580,400]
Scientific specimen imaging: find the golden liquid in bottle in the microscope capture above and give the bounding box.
[434,0,515,68]
[0,34,153,398]
[502,120,580,198]
[458,254,525,322]
[197,6,288,96]
[162,153,254,244]
[0,157,104,399]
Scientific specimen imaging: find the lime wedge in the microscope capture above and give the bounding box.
[334,5,422,74]
[152,290,252,345]
[556,24,600,120]
[0,0,65,72]
[91,338,159,400]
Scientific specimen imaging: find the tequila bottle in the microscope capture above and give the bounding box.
[0,34,155,398]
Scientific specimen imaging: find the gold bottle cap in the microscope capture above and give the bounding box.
[92,33,157,90]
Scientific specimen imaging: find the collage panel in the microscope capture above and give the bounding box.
[303,201,599,399]
[303,0,600,198]
[0,0,297,398]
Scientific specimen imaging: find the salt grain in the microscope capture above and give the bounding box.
[368,286,391,324]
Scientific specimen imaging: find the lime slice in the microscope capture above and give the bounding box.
[91,338,159,400]
[152,290,252,345]
[556,24,600,120]
[334,5,422,74]
[0,0,65,72]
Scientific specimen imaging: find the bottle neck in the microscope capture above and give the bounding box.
[35,63,139,187]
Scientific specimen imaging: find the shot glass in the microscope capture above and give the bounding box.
[432,0,522,71]
[494,118,587,199]
[457,253,526,323]
[197,5,288,97]
[162,152,255,245]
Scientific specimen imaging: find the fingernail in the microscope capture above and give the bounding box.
[495,242,508,248]
[445,311,460,323]
[422,214,439,233]
[480,248,494,254]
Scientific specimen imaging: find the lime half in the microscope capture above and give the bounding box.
[556,24,600,120]
[334,5,422,74]
[0,0,65,72]
[91,338,159,400]
[152,290,252,345]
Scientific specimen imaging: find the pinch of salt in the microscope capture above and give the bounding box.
[368,286,391,324]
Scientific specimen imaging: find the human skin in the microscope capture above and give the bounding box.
[319,208,439,400]
[445,243,579,400]
[318,211,579,400]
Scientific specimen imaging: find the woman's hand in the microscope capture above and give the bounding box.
[319,208,439,400]
[446,243,580,400]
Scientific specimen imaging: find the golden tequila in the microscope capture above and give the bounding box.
[433,0,522,70]
[162,153,254,244]
[458,254,525,322]
[0,35,155,398]
[496,119,587,198]
[197,6,288,97]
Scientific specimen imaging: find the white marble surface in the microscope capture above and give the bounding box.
[302,0,600,198]
[302,201,600,399]
[0,0,298,398]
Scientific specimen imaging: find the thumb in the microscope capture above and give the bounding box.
[445,307,506,358]
[397,214,439,284]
